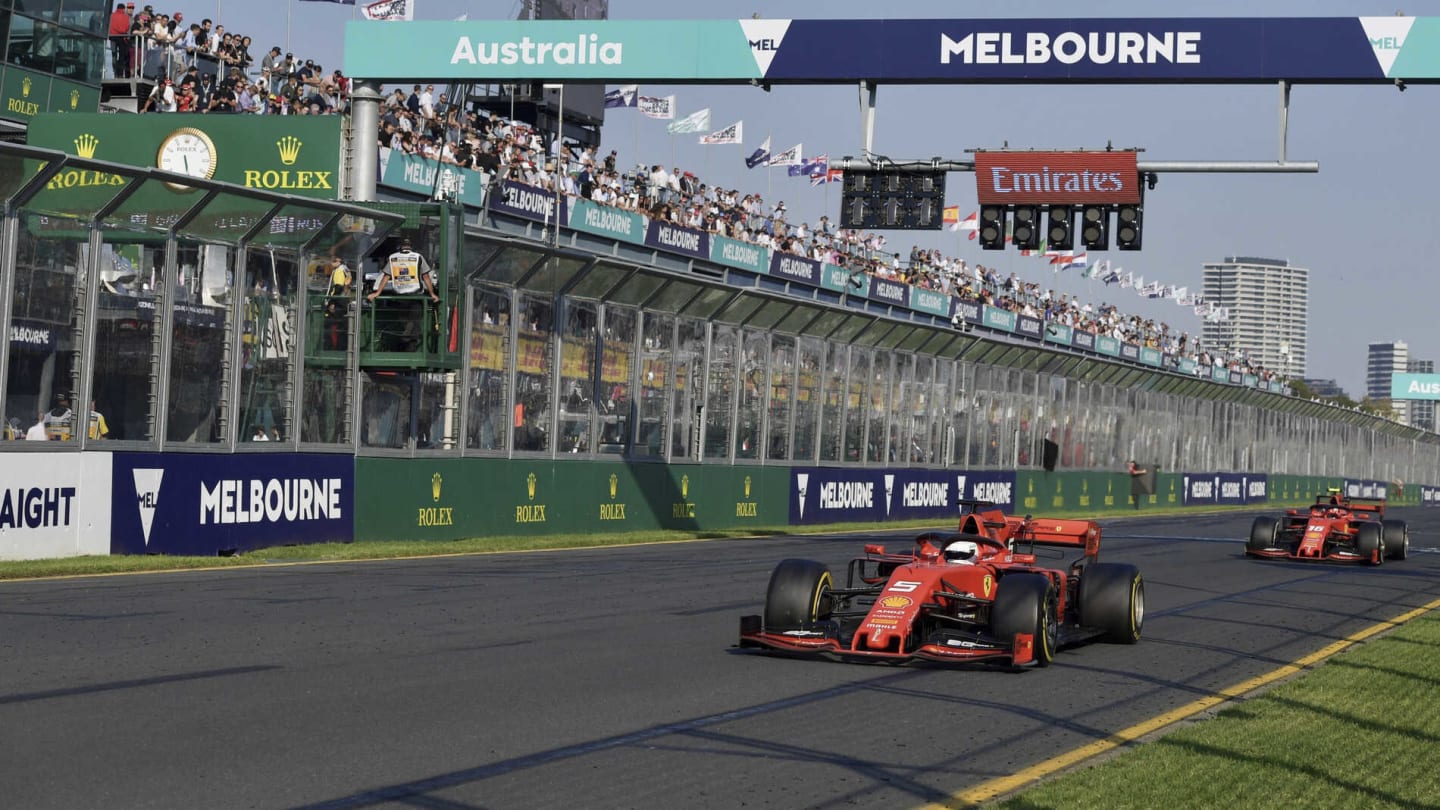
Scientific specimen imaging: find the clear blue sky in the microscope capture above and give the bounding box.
[222,0,1438,398]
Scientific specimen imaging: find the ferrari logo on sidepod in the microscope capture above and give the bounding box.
[983,575,994,598]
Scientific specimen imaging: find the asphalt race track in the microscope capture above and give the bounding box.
[4,508,1438,809]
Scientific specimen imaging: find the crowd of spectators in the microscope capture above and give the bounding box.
[109,3,348,115]
[367,97,1281,384]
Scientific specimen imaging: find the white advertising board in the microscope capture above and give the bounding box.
[0,452,112,560]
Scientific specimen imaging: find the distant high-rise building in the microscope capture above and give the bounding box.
[1409,358,1435,433]
[1201,257,1309,379]
[1301,378,1348,399]
[1367,341,1409,426]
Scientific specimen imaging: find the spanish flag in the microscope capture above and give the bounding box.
[942,205,961,227]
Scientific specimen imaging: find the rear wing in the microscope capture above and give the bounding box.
[957,502,1101,563]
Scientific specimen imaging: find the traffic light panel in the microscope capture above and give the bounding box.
[1047,205,1074,251]
[1080,204,1109,250]
[978,204,1006,250]
[1011,204,1040,250]
[839,169,947,230]
[1115,202,1143,250]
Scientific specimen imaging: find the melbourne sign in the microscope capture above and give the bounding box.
[1390,373,1440,400]
[110,452,354,555]
[790,468,1014,524]
[343,18,1440,83]
[974,151,1139,204]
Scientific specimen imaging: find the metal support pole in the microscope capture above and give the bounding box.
[1278,80,1291,163]
[349,79,383,202]
[859,81,876,157]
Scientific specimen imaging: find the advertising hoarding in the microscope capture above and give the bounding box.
[0,452,112,561]
[111,452,354,556]
[790,468,1015,524]
[974,151,1140,205]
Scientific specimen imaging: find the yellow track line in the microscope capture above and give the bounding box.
[923,595,1440,809]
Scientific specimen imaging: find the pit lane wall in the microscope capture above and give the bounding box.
[351,458,788,541]
[0,454,1430,560]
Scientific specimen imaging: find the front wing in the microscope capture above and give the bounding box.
[1246,545,1378,564]
[737,615,1036,666]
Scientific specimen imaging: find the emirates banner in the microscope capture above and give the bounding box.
[974,150,1140,205]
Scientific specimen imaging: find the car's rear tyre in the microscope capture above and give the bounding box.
[1079,563,1145,643]
[1355,522,1383,565]
[992,573,1057,666]
[763,559,834,630]
[1247,517,1280,553]
[1381,520,1409,561]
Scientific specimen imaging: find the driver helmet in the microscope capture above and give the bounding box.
[944,540,979,564]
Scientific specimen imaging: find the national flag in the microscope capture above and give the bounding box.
[790,154,827,177]
[943,206,961,226]
[604,85,638,109]
[1169,285,1188,302]
[359,0,411,20]
[300,0,357,4]
[766,143,802,167]
[1144,282,1165,299]
[1065,251,1089,272]
[1020,237,1049,257]
[638,95,674,119]
[958,210,978,238]
[667,108,710,135]
[745,136,771,169]
[1119,273,1134,289]
[1048,251,1073,266]
[1193,303,1208,317]
[810,168,843,186]
[699,120,743,145]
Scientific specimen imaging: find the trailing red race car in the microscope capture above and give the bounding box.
[1246,490,1409,565]
[737,501,1144,667]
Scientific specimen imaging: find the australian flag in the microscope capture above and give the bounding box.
[789,154,827,177]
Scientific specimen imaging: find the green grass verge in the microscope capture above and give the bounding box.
[0,501,1290,581]
[996,612,1440,809]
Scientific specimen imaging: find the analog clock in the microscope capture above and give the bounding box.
[156,128,217,190]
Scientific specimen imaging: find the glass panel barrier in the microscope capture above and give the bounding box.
[238,248,297,444]
[557,299,597,454]
[671,317,704,461]
[635,310,672,458]
[598,303,635,454]
[735,328,766,460]
[6,211,87,443]
[818,341,846,463]
[465,285,512,452]
[703,323,736,461]
[513,291,554,453]
[89,233,160,442]
[165,239,232,443]
[765,334,794,460]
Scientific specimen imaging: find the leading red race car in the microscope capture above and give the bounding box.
[737,501,1144,667]
[1246,489,1409,564]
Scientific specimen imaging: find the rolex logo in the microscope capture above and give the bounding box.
[744,476,752,499]
[73,134,99,159]
[69,89,79,110]
[526,472,537,501]
[608,473,618,500]
[681,474,689,500]
[276,136,302,165]
[21,77,31,97]
[431,472,442,503]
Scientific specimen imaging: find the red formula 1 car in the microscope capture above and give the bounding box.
[738,501,1144,667]
[1246,490,1409,565]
